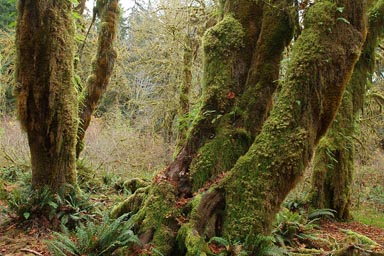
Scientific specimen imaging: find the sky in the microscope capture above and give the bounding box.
[86,0,136,13]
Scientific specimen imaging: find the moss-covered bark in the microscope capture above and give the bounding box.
[15,0,78,191]
[177,35,194,149]
[76,0,119,158]
[222,0,366,238]
[309,0,384,220]
[114,0,366,255]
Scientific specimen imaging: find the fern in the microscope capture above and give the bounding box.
[308,208,336,220]
[47,212,140,255]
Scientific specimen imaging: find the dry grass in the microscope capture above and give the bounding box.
[0,116,174,180]
[0,116,30,168]
[81,117,174,179]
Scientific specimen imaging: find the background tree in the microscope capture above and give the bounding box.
[309,0,384,220]
[112,0,367,254]
[76,0,119,158]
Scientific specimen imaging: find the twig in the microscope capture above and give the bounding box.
[20,248,43,256]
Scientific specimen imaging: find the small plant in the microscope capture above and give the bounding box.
[47,212,140,256]
[77,159,103,193]
[0,165,31,184]
[245,234,288,256]
[272,207,335,248]
[5,184,97,229]
[208,235,287,256]
[6,185,54,221]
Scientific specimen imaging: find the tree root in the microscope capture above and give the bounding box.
[111,185,150,218]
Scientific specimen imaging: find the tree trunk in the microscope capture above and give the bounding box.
[15,0,78,192]
[76,0,119,158]
[112,0,367,254]
[177,35,195,149]
[309,0,384,220]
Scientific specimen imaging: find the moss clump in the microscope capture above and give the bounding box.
[303,1,336,30]
[110,186,150,218]
[203,15,244,57]
[177,223,210,256]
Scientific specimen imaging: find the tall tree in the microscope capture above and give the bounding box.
[15,0,119,191]
[309,0,384,220]
[112,0,367,254]
[15,0,78,191]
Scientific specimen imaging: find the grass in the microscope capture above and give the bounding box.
[351,207,384,228]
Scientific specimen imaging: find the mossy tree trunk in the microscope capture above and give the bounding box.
[309,0,384,220]
[15,0,120,192]
[76,0,119,158]
[177,34,196,149]
[112,0,367,254]
[15,0,78,192]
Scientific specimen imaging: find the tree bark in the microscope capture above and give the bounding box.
[309,0,384,220]
[76,0,119,158]
[15,0,78,192]
[177,34,195,149]
[113,0,367,254]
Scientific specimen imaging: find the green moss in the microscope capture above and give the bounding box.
[220,0,366,240]
[303,1,336,31]
[190,128,251,192]
[15,1,79,192]
[308,0,384,220]
[130,181,181,254]
[110,186,149,218]
[203,15,244,57]
[177,224,210,256]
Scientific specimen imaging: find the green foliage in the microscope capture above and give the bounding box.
[47,213,140,256]
[272,208,335,248]
[207,234,287,256]
[351,208,384,228]
[4,184,96,229]
[0,165,26,183]
[76,159,103,193]
[0,0,17,30]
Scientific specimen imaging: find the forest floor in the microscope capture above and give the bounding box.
[0,203,384,255]
[0,121,383,255]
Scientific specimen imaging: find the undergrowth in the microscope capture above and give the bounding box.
[47,212,140,256]
[3,184,97,230]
